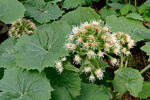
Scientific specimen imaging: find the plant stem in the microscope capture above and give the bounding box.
[120,55,124,69]
[125,59,128,68]
[129,0,131,4]
[89,0,92,7]
[134,0,137,6]
[140,64,150,74]
[106,0,109,8]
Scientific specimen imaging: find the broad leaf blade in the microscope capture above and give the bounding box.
[0,0,25,24]
[16,21,71,71]
[0,68,53,100]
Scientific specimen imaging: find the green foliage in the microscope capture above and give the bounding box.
[99,8,117,20]
[138,4,147,14]
[15,21,71,72]
[113,67,144,97]
[62,0,86,9]
[141,42,150,61]
[0,0,25,24]
[45,68,81,99]
[61,7,100,26]
[138,82,150,99]
[126,13,143,21]
[77,83,110,100]
[120,4,131,15]
[25,0,64,23]
[0,38,16,68]
[0,68,53,100]
[106,15,150,41]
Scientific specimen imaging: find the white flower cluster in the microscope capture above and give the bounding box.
[8,18,36,38]
[64,20,135,82]
[54,57,66,74]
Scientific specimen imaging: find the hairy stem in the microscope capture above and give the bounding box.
[134,0,137,6]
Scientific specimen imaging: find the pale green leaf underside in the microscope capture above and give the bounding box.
[62,0,86,9]
[25,0,64,23]
[138,82,150,99]
[61,7,101,26]
[16,21,71,71]
[0,38,16,69]
[113,67,144,97]
[106,15,150,41]
[141,42,150,61]
[46,68,81,99]
[0,0,25,24]
[77,83,110,100]
[0,68,53,100]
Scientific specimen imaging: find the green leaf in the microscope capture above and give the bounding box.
[113,67,144,97]
[99,8,117,20]
[51,86,71,100]
[0,38,16,68]
[77,83,110,100]
[126,13,144,21]
[62,0,85,9]
[45,68,81,99]
[0,68,53,100]
[16,21,71,71]
[0,0,25,24]
[138,4,147,14]
[120,4,131,15]
[145,0,150,8]
[138,82,150,99]
[144,10,150,22]
[61,7,100,26]
[45,0,62,3]
[106,15,150,41]
[25,0,64,23]
[109,3,123,9]
[141,42,150,61]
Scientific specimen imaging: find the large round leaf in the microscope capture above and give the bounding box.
[0,0,25,24]
[113,67,144,97]
[138,82,150,99]
[0,68,53,100]
[15,21,71,71]
[0,38,16,68]
[61,7,100,26]
[77,83,110,100]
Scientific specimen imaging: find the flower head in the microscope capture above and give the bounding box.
[87,50,95,58]
[89,74,95,83]
[74,55,81,64]
[95,68,104,80]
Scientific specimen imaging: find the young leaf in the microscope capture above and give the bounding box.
[61,7,100,26]
[106,15,150,41]
[25,0,64,23]
[138,4,147,14]
[108,3,123,9]
[45,68,81,99]
[138,82,150,99]
[0,68,53,100]
[15,21,71,72]
[113,67,144,97]
[62,0,86,9]
[77,83,110,100]
[126,13,144,21]
[0,38,16,69]
[120,4,131,15]
[0,0,25,24]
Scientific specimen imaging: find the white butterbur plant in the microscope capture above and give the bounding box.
[55,20,135,82]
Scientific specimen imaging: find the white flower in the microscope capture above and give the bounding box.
[128,40,135,48]
[74,55,81,64]
[91,20,100,26]
[125,51,131,56]
[104,43,110,52]
[89,74,95,83]
[84,42,90,49]
[110,58,118,66]
[65,43,76,51]
[83,67,92,73]
[121,48,127,54]
[87,50,95,58]
[95,68,103,80]
[81,21,91,29]
[102,26,109,32]
[55,61,63,73]
[77,37,83,44]
[61,57,66,61]
[68,35,74,41]
[72,26,80,34]
[98,50,104,57]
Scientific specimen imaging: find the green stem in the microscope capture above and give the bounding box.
[125,59,128,68]
[89,0,92,7]
[134,0,137,6]
[120,55,124,69]
[140,64,150,74]
[106,0,109,8]
[129,0,131,4]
